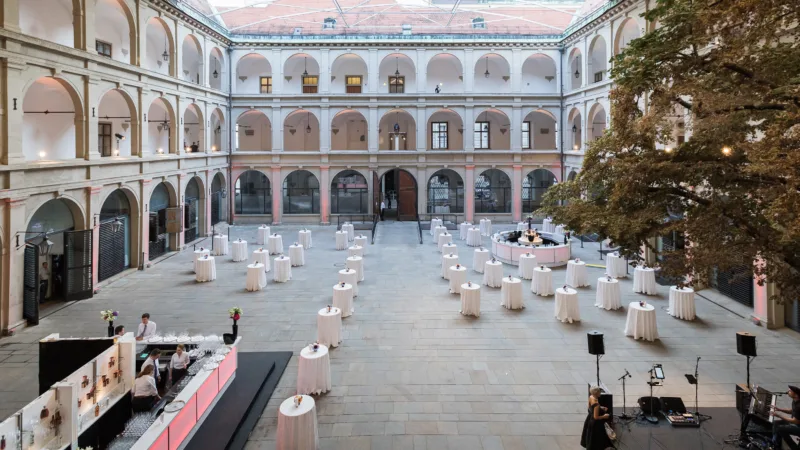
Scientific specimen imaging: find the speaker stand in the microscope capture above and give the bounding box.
[595,354,600,387]
[745,356,754,388]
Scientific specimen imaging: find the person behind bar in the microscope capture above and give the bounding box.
[141,348,162,390]
[136,313,157,341]
[114,325,125,336]
[131,365,160,412]
[169,344,190,386]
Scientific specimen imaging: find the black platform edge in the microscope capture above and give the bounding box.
[185,351,293,450]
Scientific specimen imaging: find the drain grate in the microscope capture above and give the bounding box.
[333,262,346,267]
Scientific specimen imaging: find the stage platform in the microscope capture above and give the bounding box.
[185,351,292,450]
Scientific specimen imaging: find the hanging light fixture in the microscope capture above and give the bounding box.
[572,124,577,133]
[484,56,490,78]
[393,110,400,133]
[213,58,219,79]
[395,56,400,77]
[162,35,169,62]
[303,56,308,77]
[574,68,580,78]
[39,233,54,257]
[305,111,311,134]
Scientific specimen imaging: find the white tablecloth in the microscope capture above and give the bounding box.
[516,222,527,231]
[433,226,446,244]
[442,243,458,255]
[213,235,228,256]
[299,230,312,249]
[257,226,270,245]
[348,245,363,258]
[268,235,284,255]
[606,254,627,278]
[449,266,467,294]
[297,345,331,395]
[442,254,459,279]
[473,248,490,273]
[276,395,318,450]
[289,244,305,267]
[354,235,367,253]
[633,267,658,295]
[483,260,503,288]
[317,307,342,347]
[231,240,248,262]
[346,256,364,282]
[467,228,482,247]
[669,286,696,320]
[479,219,492,236]
[542,218,552,233]
[459,222,471,240]
[335,231,348,250]
[625,302,659,341]
[566,260,589,288]
[193,249,210,273]
[438,232,453,251]
[273,256,292,282]
[341,223,354,241]
[252,249,270,272]
[518,253,537,279]
[338,268,358,297]
[332,283,354,317]
[554,225,565,235]
[531,267,554,296]
[501,277,524,310]
[554,287,580,323]
[246,263,267,291]
[595,277,621,310]
[430,219,443,235]
[460,283,481,317]
[195,256,216,282]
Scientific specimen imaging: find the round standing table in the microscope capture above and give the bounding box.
[348,245,363,258]
[257,226,270,245]
[459,222,471,240]
[231,239,248,262]
[625,302,659,341]
[289,244,305,267]
[542,218,552,233]
[268,234,284,255]
[195,256,216,282]
[460,282,481,317]
[467,228,482,247]
[441,254,459,279]
[276,395,318,450]
[433,226,446,245]
[354,235,368,252]
[430,218,443,235]
[338,268,358,297]
[438,232,453,251]
[335,231,348,250]
[480,218,492,236]
[246,263,267,291]
[483,260,503,288]
[317,307,342,348]
[554,287,580,323]
[473,248,490,273]
[341,223,354,242]
[595,277,621,310]
[668,286,696,320]
[332,283,354,317]
[501,276,524,310]
[531,266,554,296]
[442,243,458,255]
[212,235,228,256]
[566,260,589,288]
[193,248,210,273]
[297,345,331,395]
[518,253,537,280]
[449,265,467,294]
[299,230,312,249]
[606,253,627,278]
[273,256,292,282]
[346,256,364,282]
[633,267,658,295]
[252,248,270,273]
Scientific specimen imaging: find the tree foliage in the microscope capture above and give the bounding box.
[540,0,800,300]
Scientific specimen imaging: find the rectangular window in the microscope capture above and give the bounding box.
[431,122,448,149]
[474,122,490,149]
[259,76,272,94]
[388,76,405,94]
[99,123,113,157]
[96,40,112,58]
[594,71,604,83]
[302,76,318,94]
[346,75,362,94]
[521,121,531,149]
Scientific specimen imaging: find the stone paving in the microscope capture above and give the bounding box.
[1,220,799,450]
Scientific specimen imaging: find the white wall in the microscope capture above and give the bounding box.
[235,53,271,93]
[145,19,171,75]
[183,106,202,149]
[147,100,171,154]
[98,89,133,156]
[569,53,582,91]
[526,112,557,149]
[427,54,463,94]
[330,54,367,93]
[210,112,224,151]
[378,111,416,150]
[378,54,416,94]
[209,49,225,91]
[521,54,558,94]
[589,36,608,82]
[473,54,510,93]
[23,78,77,161]
[95,0,131,63]
[283,54,319,94]
[331,112,367,150]
[20,0,74,47]
[182,36,202,84]
[237,111,271,151]
[283,111,319,151]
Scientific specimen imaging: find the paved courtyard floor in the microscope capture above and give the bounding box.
[1,221,799,449]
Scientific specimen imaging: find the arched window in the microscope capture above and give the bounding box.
[99,190,132,281]
[522,169,557,213]
[283,170,320,214]
[235,170,271,215]
[427,169,464,214]
[331,170,368,214]
[475,169,511,213]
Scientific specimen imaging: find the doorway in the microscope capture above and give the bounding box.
[378,169,417,221]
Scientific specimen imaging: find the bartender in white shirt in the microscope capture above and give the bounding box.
[131,365,160,412]
[136,313,157,341]
[140,348,162,390]
[169,344,190,385]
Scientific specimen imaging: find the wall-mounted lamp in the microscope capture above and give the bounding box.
[15,231,54,256]
[39,151,46,159]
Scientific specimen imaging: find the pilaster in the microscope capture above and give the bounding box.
[511,48,522,93]
[272,107,283,151]
[464,105,474,152]
[464,49,474,94]
[320,49,330,93]
[88,186,103,287]
[1,0,20,33]
[511,106,522,152]
[320,106,330,152]
[141,179,152,265]
[271,166,282,224]
[86,76,101,160]
[368,49,378,93]
[465,165,475,223]
[176,96,185,155]
[415,49,426,94]
[84,0,97,54]
[273,49,283,94]
[368,106,378,152]
[177,174,187,249]
[319,165,330,225]
[512,165,522,221]
[3,58,26,164]
[416,106,426,152]
[2,197,27,332]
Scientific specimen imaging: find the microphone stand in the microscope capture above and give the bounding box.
[690,357,712,421]
[616,369,633,421]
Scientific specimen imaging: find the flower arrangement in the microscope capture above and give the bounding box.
[228,307,243,322]
[294,395,303,407]
[101,310,118,322]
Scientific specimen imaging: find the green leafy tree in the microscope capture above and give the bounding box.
[540,0,800,299]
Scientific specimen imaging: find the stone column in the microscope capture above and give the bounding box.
[416,106,426,152]
[89,186,103,287]
[137,87,146,157]
[273,49,283,94]
[177,174,186,249]
[176,96,185,155]
[271,166,282,224]
[368,49,378,93]
[320,49,330,93]
[512,165,522,221]
[2,0,20,32]
[141,179,152,266]
[465,165,475,223]
[464,106,474,152]
[511,106,522,152]
[204,170,213,235]
[272,107,283,151]
[415,49,426,94]
[175,22,185,82]
[320,165,330,224]
[2,198,26,332]
[86,75,101,159]
[3,58,26,164]
[83,0,96,54]
[511,49,522,93]
[464,49,474,94]
[73,0,87,51]
[368,106,378,152]
[319,106,330,152]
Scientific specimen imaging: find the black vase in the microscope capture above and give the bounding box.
[232,322,238,339]
[107,322,114,338]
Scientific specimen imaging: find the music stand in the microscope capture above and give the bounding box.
[685,357,712,422]
[644,364,664,424]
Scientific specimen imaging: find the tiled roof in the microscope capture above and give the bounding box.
[182,0,587,36]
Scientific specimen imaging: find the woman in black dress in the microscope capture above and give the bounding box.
[581,386,614,449]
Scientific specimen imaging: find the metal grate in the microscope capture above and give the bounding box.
[712,265,754,307]
[23,245,39,325]
[99,221,126,282]
[149,235,168,259]
[64,230,93,301]
[211,191,223,225]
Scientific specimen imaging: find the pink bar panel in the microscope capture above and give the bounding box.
[169,395,198,450]
[196,368,220,420]
[150,429,170,450]
[218,346,237,387]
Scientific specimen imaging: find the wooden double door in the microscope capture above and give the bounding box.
[375,169,417,221]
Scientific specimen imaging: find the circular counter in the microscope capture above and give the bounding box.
[491,231,571,267]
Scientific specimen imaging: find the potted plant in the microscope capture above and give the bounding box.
[228,307,242,339]
[101,310,118,337]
